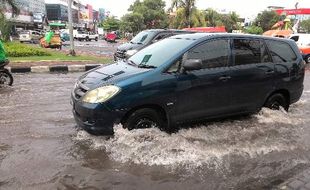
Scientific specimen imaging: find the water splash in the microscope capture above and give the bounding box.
[74,108,300,170]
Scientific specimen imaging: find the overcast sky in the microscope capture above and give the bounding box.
[82,0,310,19]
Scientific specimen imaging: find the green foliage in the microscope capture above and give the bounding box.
[170,8,205,29]
[300,19,310,33]
[0,0,20,17]
[253,10,280,31]
[4,42,51,57]
[0,16,12,41]
[244,25,264,35]
[101,16,120,31]
[169,0,197,28]
[220,12,242,32]
[121,0,168,33]
[205,8,221,27]
[120,13,145,34]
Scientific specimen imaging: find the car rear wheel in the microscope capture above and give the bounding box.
[264,93,289,111]
[124,108,164,130]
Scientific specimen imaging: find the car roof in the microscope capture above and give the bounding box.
[170,33,295,43]
[144,29,194,34]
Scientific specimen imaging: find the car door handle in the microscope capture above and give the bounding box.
[219,76,231,81]
[265,70,275,75]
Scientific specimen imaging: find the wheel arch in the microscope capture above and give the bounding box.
[264,89,290,106]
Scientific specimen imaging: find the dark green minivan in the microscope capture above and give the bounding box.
[72,33,305,135]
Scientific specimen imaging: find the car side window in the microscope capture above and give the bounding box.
[261,41,272,63]
[233,39,261,65]
[266,40,297,63]
[153,33,167,42]
[186,39,229,69]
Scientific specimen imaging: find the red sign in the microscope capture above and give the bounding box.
[275,8,310,15]
[183,27,227,33]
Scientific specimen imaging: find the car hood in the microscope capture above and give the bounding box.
[117,42,144,51]
[78,61,149,89]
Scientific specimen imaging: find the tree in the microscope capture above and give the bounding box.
[101,16,120,31]
[120,13,144,34]
[129,0,168,29]
[169,0,196,28]
[223,12,241,32]
[300,19,310,33]
[244,25,263,35]
[170,8,205,29]
[0,0,20,17]
[253,10,280,31]
[205,8,221,27]
[120,0,168,33]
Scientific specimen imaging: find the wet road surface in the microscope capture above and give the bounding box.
[0,72,310,189]
[62,40,120,58]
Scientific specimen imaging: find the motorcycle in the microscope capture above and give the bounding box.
[0,59,13,87]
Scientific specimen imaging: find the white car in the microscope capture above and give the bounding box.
[74,31,89,41]
[19,30,41,43]
[88,32,99,41]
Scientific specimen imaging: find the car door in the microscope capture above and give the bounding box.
[174,38,233,122]
[228,38,274,112]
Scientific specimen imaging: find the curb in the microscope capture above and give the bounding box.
[7,64,103,73]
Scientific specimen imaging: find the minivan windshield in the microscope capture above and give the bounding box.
[130,31,156,45]
[128,38,194,68]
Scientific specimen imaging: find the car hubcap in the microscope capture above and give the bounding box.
[135,118,157,128]
[271,101,280,110]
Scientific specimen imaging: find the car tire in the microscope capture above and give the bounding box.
[264,93,289,111]
[124,108,165,130]
[95,37,98,41]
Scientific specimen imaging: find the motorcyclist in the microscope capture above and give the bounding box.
[0,31,8,65]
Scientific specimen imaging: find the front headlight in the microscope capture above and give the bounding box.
[82,85,120,103]
[126,49,138,57]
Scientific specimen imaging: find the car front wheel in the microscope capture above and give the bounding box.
[124,108,164,130]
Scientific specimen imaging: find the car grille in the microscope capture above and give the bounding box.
[115,49,126,59]
[74,81,89,100]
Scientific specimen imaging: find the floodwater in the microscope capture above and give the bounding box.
[0,72,310,190]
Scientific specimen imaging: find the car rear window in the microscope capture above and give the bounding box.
[266,40,297,63]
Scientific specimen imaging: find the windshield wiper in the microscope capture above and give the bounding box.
[126,59,137,66]
[138,64,157,69]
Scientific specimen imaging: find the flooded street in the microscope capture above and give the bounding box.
[0,71,310,189]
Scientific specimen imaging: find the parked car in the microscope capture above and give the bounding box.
[74,31,89,41]
[72,33,305,135]
[88,32,99,41]
[19,30,42,43]
[60,32,70,42]
[105,31,117,42]
[114,29,194,60]
[289,33,310,63]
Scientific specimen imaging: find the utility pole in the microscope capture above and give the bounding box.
[68,0,76,56]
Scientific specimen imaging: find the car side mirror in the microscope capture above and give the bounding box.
[183,59,202,71]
